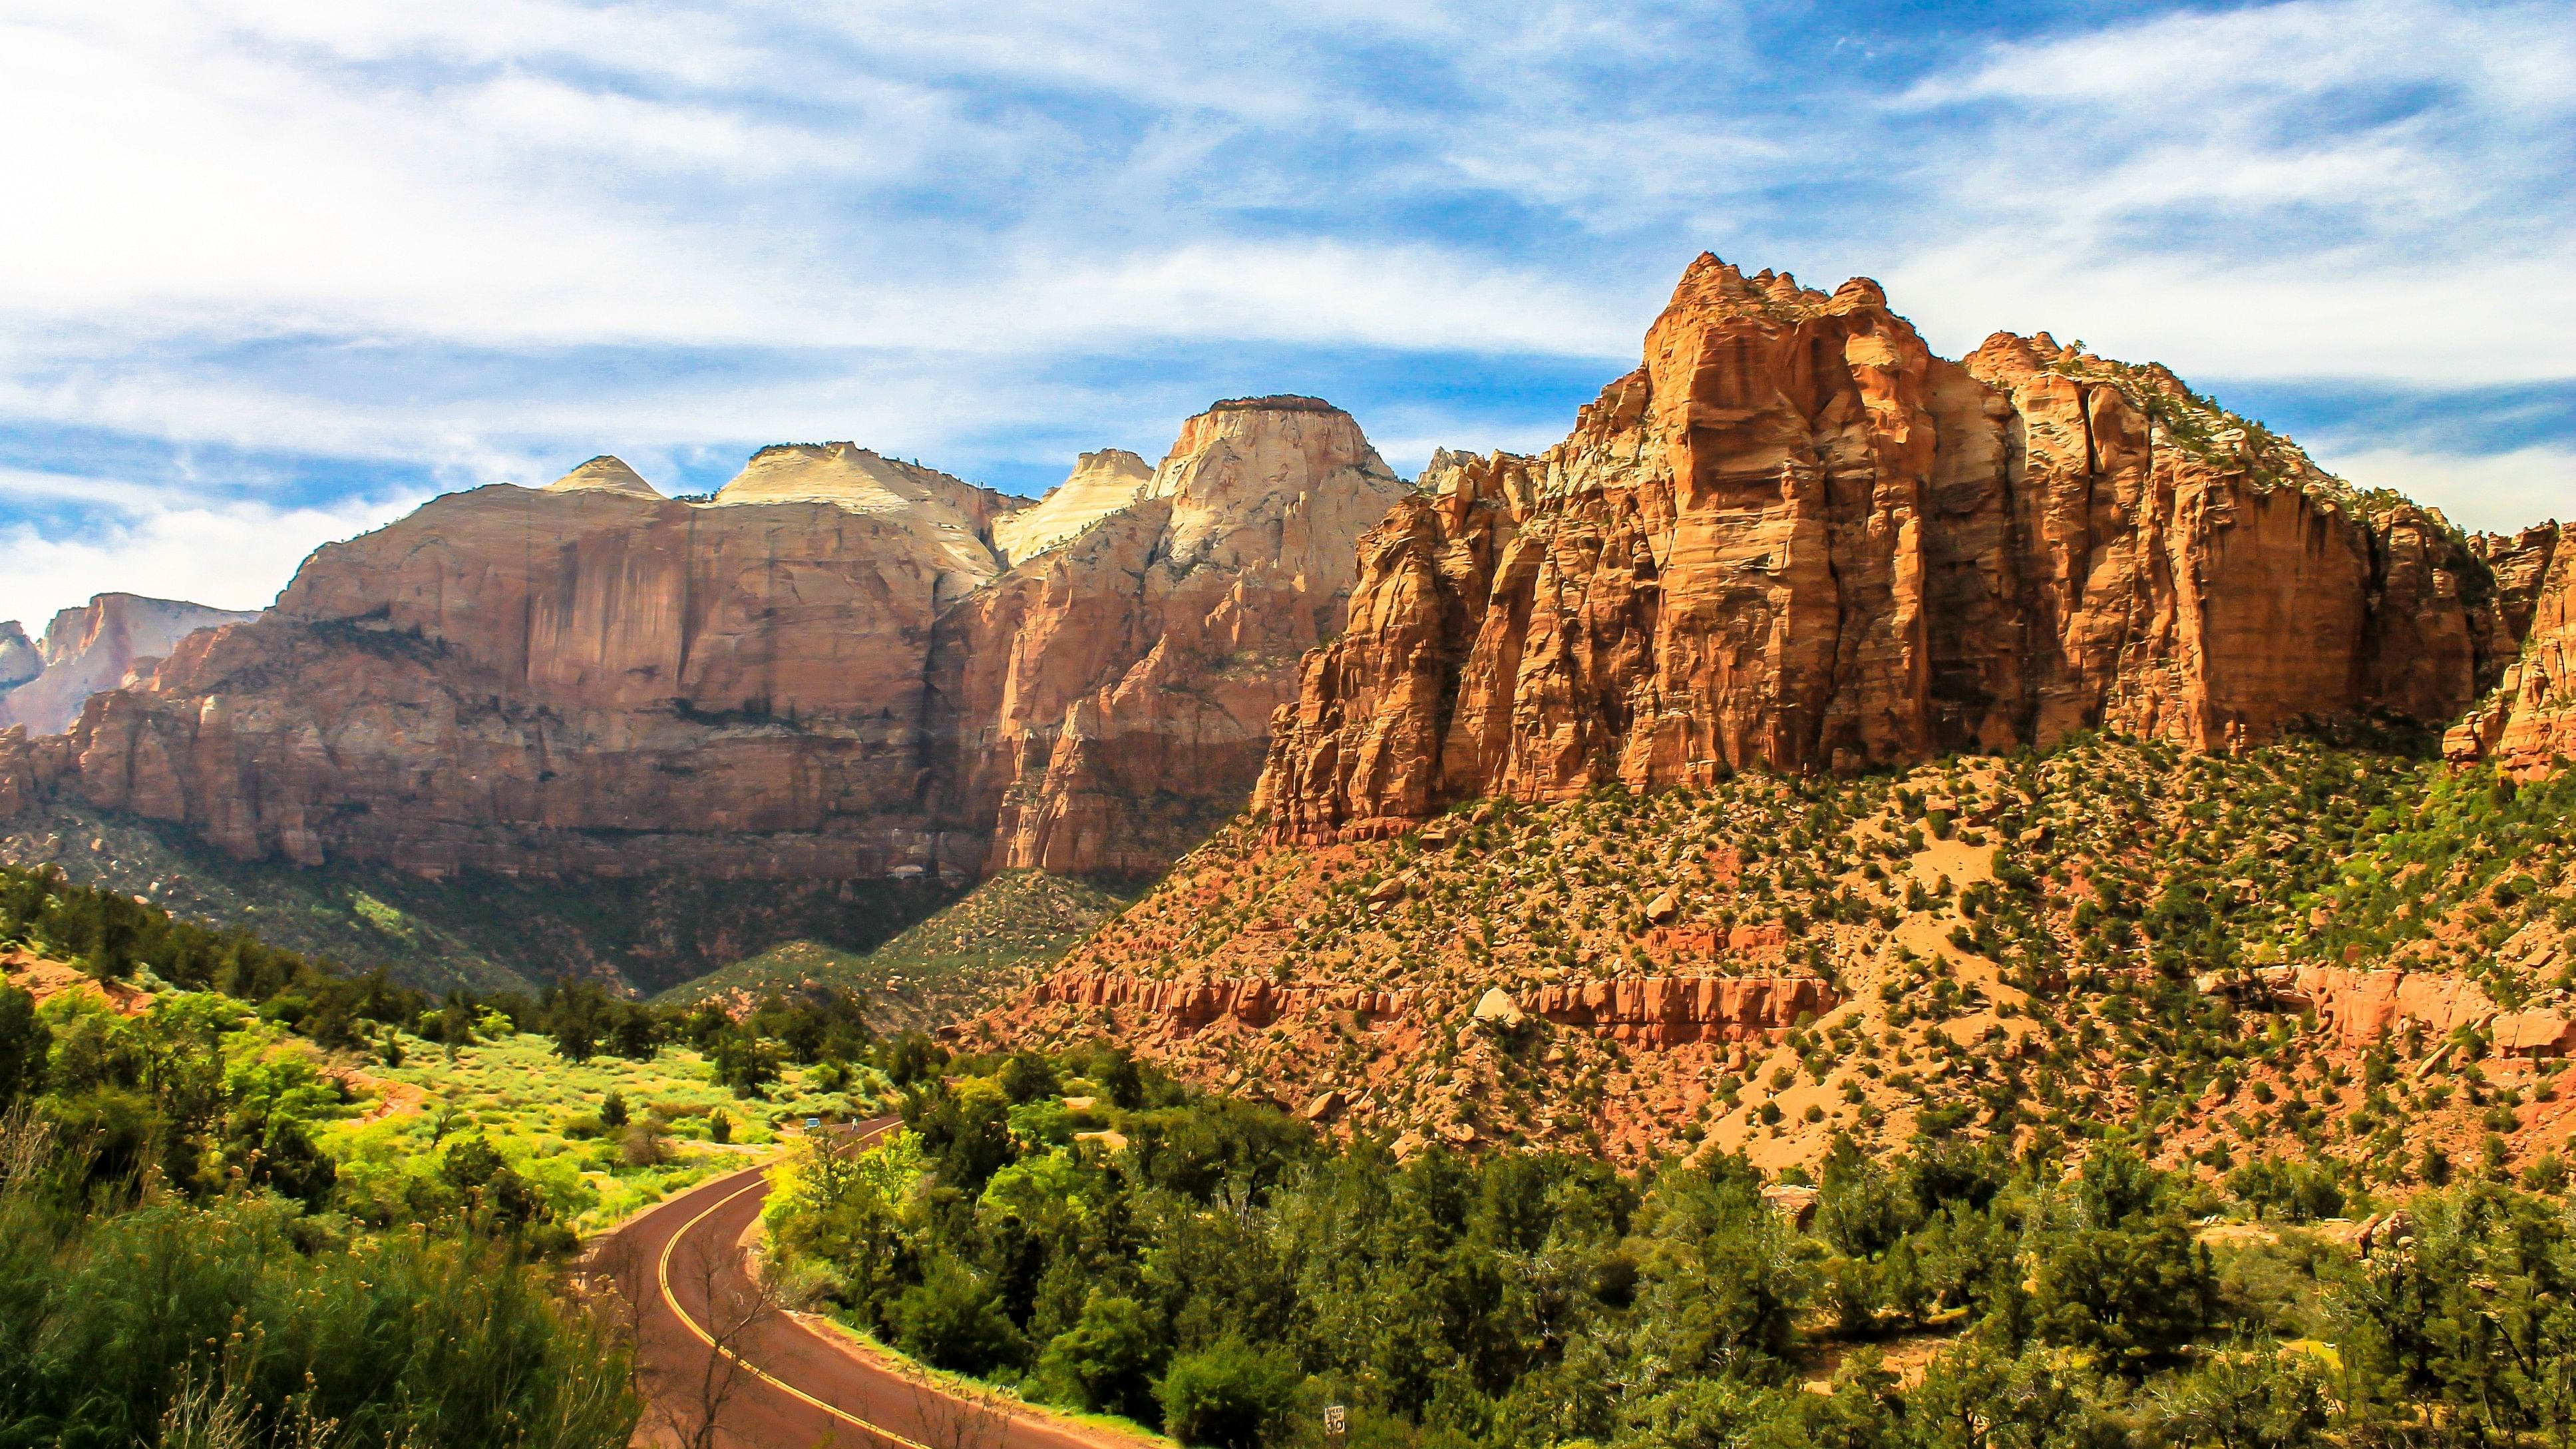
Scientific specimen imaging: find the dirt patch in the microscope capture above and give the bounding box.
[2,950,154,1017]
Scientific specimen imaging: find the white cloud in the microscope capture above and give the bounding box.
[2314,445,2573,534]
[0,479,424,630]
[0,0,2563,549]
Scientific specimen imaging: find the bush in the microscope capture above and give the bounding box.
[890,1259,1024,1375]
[0,1190,634,1447]
[1034,1292,1163,1422]
[1157,1337,1298,1449]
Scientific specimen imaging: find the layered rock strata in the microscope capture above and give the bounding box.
[1523,976,1839,1045]
[1025,968,1410,1031]
[1258,256,2537,841]
[1023,966,1833,1045]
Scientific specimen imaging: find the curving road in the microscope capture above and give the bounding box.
[606,1116,1119,1449]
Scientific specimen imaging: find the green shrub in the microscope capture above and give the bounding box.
[1157,1337,1298,1449]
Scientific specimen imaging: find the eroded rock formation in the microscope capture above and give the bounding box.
[1020,966,1831,1045]
[936,399,1408,874]
[0,594,259,737]
[1258,256,2538,842]
[2447,523,2575,774]
[1522,976,1839,1045]
[2291,965,2497,1050]
[1025,968,1410,1030]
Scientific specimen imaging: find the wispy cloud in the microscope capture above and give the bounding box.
[0,0,2566,624]
[0,470,423,630]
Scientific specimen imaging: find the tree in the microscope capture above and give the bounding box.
[1157,1337,1298,1449]
[892,1259,1024,1375]
[2034,1145,2216,1370]
[0,985,47,1109]
[1035,1293,1163,1422]
[710,1030,780,1097]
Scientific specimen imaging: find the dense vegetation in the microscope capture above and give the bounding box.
[770,1046,2576,1449]
[0,868,638,1446]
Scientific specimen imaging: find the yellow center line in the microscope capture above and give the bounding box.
[655,1124,930,1449]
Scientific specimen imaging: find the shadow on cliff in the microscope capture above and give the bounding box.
[0,803,979,998]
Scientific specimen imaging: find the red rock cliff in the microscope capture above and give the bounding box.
[1257,256,2531,841]
[934,397,1408,874]
[2447,523,2574,775]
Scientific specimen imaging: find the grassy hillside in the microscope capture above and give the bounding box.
[988,728,2576,1184]
[659,869,1139,1029]
[0,803,966,996]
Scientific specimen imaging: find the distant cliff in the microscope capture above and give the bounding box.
[0,594,258,737]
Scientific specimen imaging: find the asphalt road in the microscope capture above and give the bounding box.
[608,1116,1113,1449]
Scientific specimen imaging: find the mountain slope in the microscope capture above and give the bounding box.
[657,869,1136,1029]
[980,729,2575,1183]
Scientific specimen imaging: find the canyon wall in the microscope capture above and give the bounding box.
[1256,256,2533,842]
[0,404,1403,880]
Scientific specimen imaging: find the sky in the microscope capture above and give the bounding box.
[1,0,2570,631]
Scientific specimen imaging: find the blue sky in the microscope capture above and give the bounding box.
[1,0,2569,629]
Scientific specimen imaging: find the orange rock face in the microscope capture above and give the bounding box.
[1521,975,1838,1045]
[1259,256,2533,841]
[2447,523,2574,775]
[0,404,1405,881]
[2293,965,2497,1050]
[1021,966,1831,1046]
[1024,967,1409,1031]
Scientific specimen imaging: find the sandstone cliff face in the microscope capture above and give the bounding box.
[1258,256,2529,841]
[992,449,1157,563]
[2445,523,2573,775]
[938,398,1410,874]
[0,594,259,737]
[0,409,1401,881]
[0,449,1023,877]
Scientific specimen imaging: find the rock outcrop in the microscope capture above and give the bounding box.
[1025,967,1409,1031]
[546,455,663,499]
[0,594,259,737]
[1258,256,2534,840]
[2291,965,2497,1050]
[2447,523,2574,775]
[1021,966,1829,1045]
[1523,975,1839,1045]
[937,398,1409,874]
